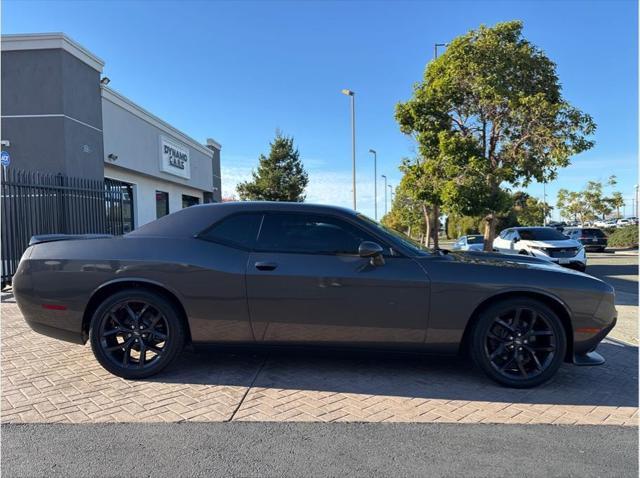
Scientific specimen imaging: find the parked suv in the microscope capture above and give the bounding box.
[493,227,586,271]
[563,227,607,252]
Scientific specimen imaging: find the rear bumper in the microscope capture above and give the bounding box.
[24,318,85,345]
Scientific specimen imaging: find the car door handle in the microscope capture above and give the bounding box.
[255,262,278,271]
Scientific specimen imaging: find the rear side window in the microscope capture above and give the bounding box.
[257,213,382,255]
[198,213,263,250]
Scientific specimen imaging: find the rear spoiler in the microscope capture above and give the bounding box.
[29,234,113,246]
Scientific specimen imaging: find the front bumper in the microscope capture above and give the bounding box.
[572,317,617,366]
[529,247,587,269]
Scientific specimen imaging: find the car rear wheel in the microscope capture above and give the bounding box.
[470,298,566,388]
[89,289,185,379]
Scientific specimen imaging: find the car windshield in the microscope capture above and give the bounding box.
[356,214,430,256]
[518,228,569,241]
[467,235,484,244]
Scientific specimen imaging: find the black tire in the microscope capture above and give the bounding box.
[470,298,566,388]
[518,250,528,255]
[89,289,185,379]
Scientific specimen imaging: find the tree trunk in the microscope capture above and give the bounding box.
[422,204,431,248]
[483,213,497,252]
[431,204,440,249]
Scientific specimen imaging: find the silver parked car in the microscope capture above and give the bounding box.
[452,234,485,251]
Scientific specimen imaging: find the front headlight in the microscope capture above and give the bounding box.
[529,246,549,253]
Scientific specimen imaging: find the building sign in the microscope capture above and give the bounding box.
[159,137,190,179]
[1,151,10,167]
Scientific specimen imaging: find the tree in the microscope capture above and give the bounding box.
[237,132,308,201]
[512,192,551,226]
[396,21,595,251]
[609,192,625,219]
[556,189,594,225]
[557,176,623,224]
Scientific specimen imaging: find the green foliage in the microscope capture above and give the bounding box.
[557,177,622,224]
[395,20,595,247]
[512,192,551,226]
[381,171,427,240]
[446,214,482,238]
[237,132,308,201]
[607,226,639,248]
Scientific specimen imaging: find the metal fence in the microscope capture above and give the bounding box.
[1,168,128,287]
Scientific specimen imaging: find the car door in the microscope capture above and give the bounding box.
[494,230,512,252]
[245,212,430,346]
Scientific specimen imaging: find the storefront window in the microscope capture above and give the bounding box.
[156,191,169,218]
[182,194,200,208]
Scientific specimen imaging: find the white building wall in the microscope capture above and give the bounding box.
[104,164,205,228]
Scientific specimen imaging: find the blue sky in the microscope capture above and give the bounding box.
[3,0,638,220]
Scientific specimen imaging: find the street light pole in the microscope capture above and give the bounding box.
[369,149,377,220]
[341,89,356,210]
[434,43,447,59]
[543,180,547,226]
[635,185,639,217]
[381,174,388,215]
[388,184,393,212]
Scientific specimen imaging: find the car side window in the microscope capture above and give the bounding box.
[198,213,263,250]
[257,213,384,255]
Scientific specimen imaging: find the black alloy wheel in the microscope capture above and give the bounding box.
[90,289,185,379]
[471,298,566,388]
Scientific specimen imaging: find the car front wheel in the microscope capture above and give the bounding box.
[470,298,567,388]
[89,289,185,379]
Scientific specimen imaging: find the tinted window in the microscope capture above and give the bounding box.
[580,228,606,237]
[258,213,379,255]
[518,228,568,241]
[199,213,263,249]
[467,235,484,244]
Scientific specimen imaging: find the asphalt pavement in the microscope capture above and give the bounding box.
[2,422,637,477]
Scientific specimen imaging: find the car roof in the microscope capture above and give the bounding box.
[128,201,360,238]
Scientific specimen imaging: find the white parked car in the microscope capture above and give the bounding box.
[493,227,586,271]
[451,234,485,251]
[616,218,637,228]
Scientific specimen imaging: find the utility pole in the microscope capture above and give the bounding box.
[381,175,388,215]
[434,43,447,59]
[543,180,547,226]
[341,89,356,210]
[369,149,377,220]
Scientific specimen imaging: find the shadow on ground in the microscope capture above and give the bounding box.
[148,339,638,408]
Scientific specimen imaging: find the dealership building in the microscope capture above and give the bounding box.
[1,33,222,232]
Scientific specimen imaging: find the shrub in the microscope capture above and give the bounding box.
[607,226,639,248]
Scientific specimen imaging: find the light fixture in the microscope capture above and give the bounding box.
[341,89,354,96]
[107,153,118,161]
[100,77,111,86]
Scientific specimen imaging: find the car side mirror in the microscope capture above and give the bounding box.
[512,237,520,243]
[358,241,385,266]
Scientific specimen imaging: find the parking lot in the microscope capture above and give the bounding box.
[1,252,637,427]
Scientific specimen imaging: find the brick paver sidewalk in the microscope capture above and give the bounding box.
[1,302,637,425]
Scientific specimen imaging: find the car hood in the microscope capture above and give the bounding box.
[438,250,589,276]
[524,239,581,248]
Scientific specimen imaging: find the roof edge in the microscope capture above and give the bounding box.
[1,32,105,72]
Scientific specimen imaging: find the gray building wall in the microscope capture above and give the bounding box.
[101,92,215,193]
[1,47,104,180]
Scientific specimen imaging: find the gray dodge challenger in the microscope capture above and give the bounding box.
[13,202,617,388]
